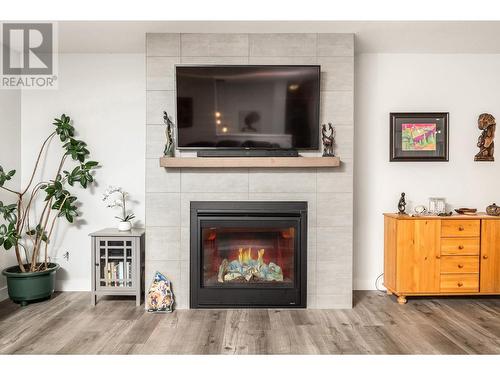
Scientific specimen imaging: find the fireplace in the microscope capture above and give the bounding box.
[190,201,307,308]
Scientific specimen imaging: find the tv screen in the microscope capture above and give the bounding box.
[175,65,320,150]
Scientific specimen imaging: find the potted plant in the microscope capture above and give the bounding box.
[0,114,99,306]
[102,186,135,231]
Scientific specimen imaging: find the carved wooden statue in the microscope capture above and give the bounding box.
[321,123,335,157]
[163,111,175,157]
[474,113,495,161]
[398,192,407,215]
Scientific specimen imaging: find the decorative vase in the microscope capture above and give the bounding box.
[2,263,60,306]
[486,203,500,216]
[118,221,132,231]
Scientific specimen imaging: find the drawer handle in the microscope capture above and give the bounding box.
[436,255,441,259]
[458,245,464,250]
[457,282,464,287]
[483,255,489,260]
[458,226,465,231]
[458,264,464,269]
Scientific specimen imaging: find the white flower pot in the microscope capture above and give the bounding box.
[118,221,132,231]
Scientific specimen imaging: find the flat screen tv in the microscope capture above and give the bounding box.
[175,65,320,150]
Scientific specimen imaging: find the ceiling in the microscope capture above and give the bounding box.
[57,21,500,54]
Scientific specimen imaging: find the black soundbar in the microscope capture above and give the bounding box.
[197,149,300,157]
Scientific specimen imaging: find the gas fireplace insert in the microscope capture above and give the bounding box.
[190,201,307,308]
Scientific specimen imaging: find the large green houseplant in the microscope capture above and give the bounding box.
[0,114,99,305]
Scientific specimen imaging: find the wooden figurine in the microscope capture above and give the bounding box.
[474,113,496,161]
[321,123,335,157]
[398,192,407,215]
[163,111,175,157]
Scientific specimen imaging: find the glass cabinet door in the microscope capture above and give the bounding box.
[97,238,134,289]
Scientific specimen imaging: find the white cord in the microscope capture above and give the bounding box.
[375,273,385,292]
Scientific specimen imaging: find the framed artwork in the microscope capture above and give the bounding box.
[390,112,449,161]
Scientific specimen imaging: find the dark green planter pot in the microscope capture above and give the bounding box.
[2,263,60,306]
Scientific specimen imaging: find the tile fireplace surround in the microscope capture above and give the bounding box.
[145,33,354,308]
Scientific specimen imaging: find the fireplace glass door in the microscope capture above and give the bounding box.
[202,221,296,289]
[190,201,307,308]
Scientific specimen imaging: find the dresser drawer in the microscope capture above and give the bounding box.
[440,274,479,292]
[441,256,479,273]
[441,238,480,255]
[441,220,480,237]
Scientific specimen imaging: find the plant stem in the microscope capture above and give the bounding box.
[14,198,26,272]
[21,132,56,196]
[19,182,47,234]
[31,197,53,271]
[122,192,126,221]
[31,154,67,271]
[43,195,68,269]
[0,185,21,196]
[55,154,67,177]
[12,131,55,272]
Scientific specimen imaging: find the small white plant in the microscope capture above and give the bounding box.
[102,186,135,223]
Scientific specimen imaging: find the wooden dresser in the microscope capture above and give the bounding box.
[383,213,500,304]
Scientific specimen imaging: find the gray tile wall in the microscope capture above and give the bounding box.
[145,33,354,309]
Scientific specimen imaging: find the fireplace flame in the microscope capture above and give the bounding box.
[237,247,264,264]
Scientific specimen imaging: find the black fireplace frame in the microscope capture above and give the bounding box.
[190,201,307,308]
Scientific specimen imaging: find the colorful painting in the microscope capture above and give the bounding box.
[390,113,449,161]
[401,123,437,151]
[146,271,175,313]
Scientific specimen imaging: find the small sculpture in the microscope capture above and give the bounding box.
[474,113,496,161]
[321,123,335,157]
[163,111,175,157]
[486,203,500,216]
[398,193,407,215]
[414,205,427,216]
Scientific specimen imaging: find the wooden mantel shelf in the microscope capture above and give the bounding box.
[159,156,340,168]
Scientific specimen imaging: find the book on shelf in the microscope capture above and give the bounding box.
[105,261,124,286]
[127,262,132,286]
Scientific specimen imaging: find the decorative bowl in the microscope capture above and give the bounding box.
[455,208,478,215]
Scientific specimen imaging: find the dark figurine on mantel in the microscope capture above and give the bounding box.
[163,111,175,157]
[321,123,335,157]
[398,192,407,215]
[474,113,496,161]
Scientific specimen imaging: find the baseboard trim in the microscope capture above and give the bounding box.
[55,279,90,292]
[354,278,385,291]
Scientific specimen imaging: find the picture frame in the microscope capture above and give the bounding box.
[390,112,449,162]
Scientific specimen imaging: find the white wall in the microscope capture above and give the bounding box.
[21,54,145,291]
[0,90,22,300]
[354,53,500,289]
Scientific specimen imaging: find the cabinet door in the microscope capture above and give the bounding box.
[396,219,441,293]
[480,220,500,293]
[96,237,135,290]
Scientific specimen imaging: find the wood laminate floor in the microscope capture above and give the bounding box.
[0,291,499,354]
